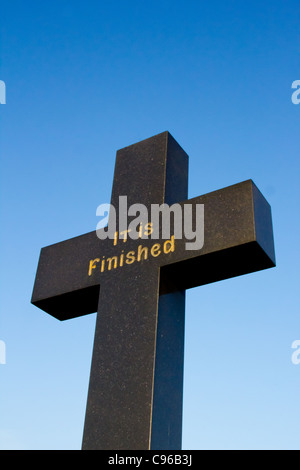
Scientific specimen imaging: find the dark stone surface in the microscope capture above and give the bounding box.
[31,131,275,449]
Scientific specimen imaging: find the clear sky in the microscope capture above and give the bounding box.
[0,0,299,450]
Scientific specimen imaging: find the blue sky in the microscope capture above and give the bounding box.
[0,0,299,449]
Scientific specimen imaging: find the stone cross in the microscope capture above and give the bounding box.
[31,132,275,450]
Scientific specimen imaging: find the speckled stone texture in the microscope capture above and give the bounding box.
[31,132,275,449]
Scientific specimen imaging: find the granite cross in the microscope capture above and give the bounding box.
[31,131,275,450]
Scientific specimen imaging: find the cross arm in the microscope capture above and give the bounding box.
[31,230,103,320]
[31,180,275,319]
[160,179,276,293]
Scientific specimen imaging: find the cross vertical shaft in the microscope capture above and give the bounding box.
[82,132,189,449]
